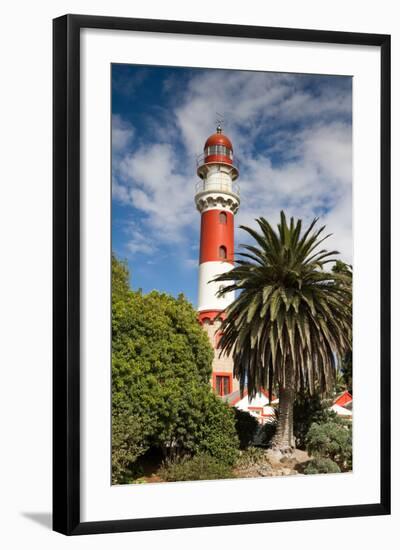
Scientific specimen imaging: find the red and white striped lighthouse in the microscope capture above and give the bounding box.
[195,125,240,327]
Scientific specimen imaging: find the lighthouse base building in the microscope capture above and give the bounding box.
[200,315,239,397]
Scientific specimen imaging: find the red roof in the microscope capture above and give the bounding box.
[204,132,233,150]
[334,391,352,407]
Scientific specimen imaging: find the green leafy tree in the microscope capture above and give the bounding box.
[332,260,353,394]
[214,213,352,452]
[112,254,130,300]
[112,255,239,482]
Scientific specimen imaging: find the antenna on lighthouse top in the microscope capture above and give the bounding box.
[215,112,224,133]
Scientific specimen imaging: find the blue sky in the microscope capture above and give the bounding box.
[112,64,352,306]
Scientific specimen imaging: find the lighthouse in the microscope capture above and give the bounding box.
[195,125,240,396]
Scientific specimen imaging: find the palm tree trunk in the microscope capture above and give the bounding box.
[272,364,295,452]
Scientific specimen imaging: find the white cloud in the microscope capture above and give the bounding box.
[174,71,351,158]
[234,122,352,262]
[125,225,157,256]
[112,114,134,154]
[113,69,352,263]
[112,178,130,202]
[116,142,195,243]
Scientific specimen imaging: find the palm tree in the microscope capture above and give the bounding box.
[214,212,352,453]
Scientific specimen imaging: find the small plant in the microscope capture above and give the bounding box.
[158,454,233,482]
[236,446,267,468]
[131,477,147,484]
[306,416,352,472]
[304,457,341,475]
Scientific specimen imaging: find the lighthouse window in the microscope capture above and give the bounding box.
[219,246,227,260]
[219,212,227,224]
[205,145,233,159]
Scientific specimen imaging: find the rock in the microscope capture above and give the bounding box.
[257,465,273,477]
[234,447,311,479]
[265,449,284,466]
[292,449,311,463]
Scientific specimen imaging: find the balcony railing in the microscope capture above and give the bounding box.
[195,179,240,196]
[196,153,240,172]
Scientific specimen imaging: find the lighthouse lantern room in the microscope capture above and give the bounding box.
[195,125,241,395]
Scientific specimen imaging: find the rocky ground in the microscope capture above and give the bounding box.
[234,448,311,478]
[137,448,312,483]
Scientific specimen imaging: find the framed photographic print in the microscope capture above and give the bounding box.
[53,14,391,535]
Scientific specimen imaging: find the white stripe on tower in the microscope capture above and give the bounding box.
[198,260,235,312]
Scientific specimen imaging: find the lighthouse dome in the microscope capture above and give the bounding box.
[197,125,239,180]
[204,131,233,151]
[202,126,234,166]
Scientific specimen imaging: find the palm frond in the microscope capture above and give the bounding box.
[213,212,352,399]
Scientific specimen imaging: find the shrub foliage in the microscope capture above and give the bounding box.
[192,393,239,466]
[236,446,267,468]
[306,416,352,472]
[293,394,337,449]
[112,255,239,483]
[257,420,277,447]
[234,409,260,449]
[159,454,234,482]
[112,410,146,484]
[304,457,341,475]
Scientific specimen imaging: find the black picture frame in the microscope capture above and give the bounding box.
[53,14,391,535]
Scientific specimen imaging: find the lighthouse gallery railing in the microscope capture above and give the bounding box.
[195,179,240,196]
[196,153,240,172]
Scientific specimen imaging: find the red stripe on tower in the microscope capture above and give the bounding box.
[199,210,234,264]
[194,125,240,323]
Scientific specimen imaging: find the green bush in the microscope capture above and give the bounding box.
[293,395,337,449]
[159,454,233,482]
[193,393,240,466]
[112,410,146,484]
[306,416,352,471]
[304,457,341,475]
[234,409,259,449]
[258,420,277,447]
